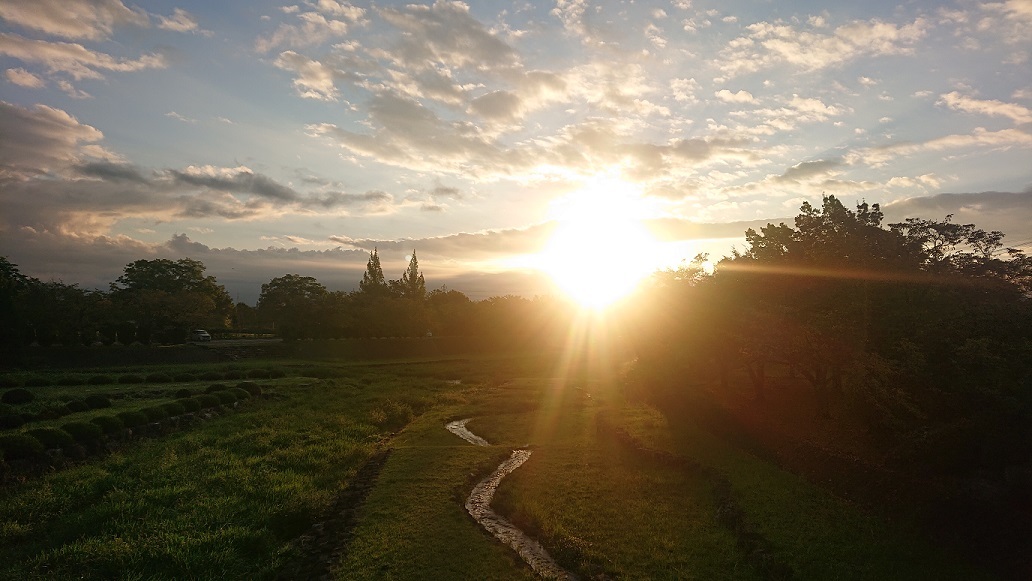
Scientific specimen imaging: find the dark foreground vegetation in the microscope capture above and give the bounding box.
[1,195,1029,579]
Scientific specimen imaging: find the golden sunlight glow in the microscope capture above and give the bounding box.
[537,180,661,309]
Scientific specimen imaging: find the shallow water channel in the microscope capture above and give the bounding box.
[445,419,575,580]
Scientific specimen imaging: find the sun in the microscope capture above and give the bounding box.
[536,181,660,309]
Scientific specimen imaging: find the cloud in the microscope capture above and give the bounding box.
[469,90,523,121]
[168,166,300,202]
[157,8,212,36]
[720,16,928,77]
[0,101,114,179]
[4,67,45,88]
[775,159,842,182]
[715,89,756,103]
[937,91,1032,125]
[0,32,168,80]
[256,11,354,53]
[882,190,1032,244]
[0,0,148,41]
[165,111,195,123]
[852,127,1032,165]
[273,51,345,101]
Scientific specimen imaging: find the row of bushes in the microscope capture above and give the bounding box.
[0,368,287,389]
[1,394,113,429]
[0,386,260,463]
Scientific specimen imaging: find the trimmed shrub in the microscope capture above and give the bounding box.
[205,384,228,393]
[140,406,169,422]
[118,374,145,384]
[193,394,220,409]
[214,390,238,404]
[173,373,196,383]
[37,404,73,420]
[146,372,173,383]
[0,413,25,430]
[177,398,201,413]
[228,388,250,401]
[236,382,262,396]
[87,375,115,385]
[116,410,148,428]
[174,388,194,399]
[26,427,75,450]
[84,395,113,409]
[160,401,186,417]
[0,377,19,388]
[0,433,44,461]
[90,415,124,435]
[246,368,270,379]
[66,400,90,413]
[199,371,223,381]
[267,368,287,379]
[23,376,51,388]
[61,421,103,444]
[2,388,35,405]
[56,375,84,386]
[222,370,244,380]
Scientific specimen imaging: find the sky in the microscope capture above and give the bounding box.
[1,0,1031,304]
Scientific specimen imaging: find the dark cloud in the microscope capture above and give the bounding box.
[75,161,149,183]
[883,191,1032,247]
[776,159,842,182]
[168,168,300,202]
[0,101,110,179]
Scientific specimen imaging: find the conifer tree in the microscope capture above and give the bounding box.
[400,250,426,300]
[359,248,387,295]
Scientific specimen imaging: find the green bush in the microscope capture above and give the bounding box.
[199,371,223,381]
[227,388,251,401]
[23,376,51,388]
[117,374,145,384]
[37,403,73,420]
[222,370,244,380]
[146,372,173,383]
[140,406,169,422]
[25,427,75,450]
[84,395,112,409]
[56,375,84,386]
[90,415,124,435]
[0,377,19,388]
[174,388,194,398]
[205,383,228,393]
[267,368,287,379]
[66,400,90,413]
[193,394,220,409]
[246,368,270,379]
[0,433,44,461]
[87,375,114,385]
[0,413,25,430]
[173,373,196,383]
[61,421,103,444]
[160,401,186,417]
[236,381,262,396]
[116,410,148,428]
[177,398,202,413]
[2,388,35,405]
[214,390,238,404]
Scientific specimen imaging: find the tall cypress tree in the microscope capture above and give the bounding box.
[400,250,426,300]
[359,248,387,295]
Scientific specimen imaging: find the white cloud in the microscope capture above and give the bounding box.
[165,111,196,124]
[0,32,167,80]
[715,89,756,103]
[157,8,212,37]
[256,11,352,53]
[4,67,44,88]
[853,127,1032,166]
[671,77,700,103]
[938,91,1032,124]
[0,0,148,41]
[273,51,342,101]
[0,101,115,180]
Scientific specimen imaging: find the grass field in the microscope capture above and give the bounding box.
[0,351,997,579]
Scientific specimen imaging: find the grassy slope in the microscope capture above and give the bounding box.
[0,368,461,580]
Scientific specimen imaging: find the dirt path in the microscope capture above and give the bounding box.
[447,419,576,580]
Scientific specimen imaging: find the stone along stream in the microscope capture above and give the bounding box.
[445,419,575,580]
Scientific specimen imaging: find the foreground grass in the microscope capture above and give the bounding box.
[0,365,464,580]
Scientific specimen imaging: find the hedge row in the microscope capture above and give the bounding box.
[0,384,264,463]
[0,368,286,389]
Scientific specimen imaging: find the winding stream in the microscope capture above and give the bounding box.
[446,419,575,580]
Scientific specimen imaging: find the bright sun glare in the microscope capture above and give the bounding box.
[537,180,660,309]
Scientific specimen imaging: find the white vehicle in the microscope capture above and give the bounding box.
[190,329,212,342]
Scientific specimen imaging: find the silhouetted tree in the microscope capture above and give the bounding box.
[359,248,388,296]
[256,274,327,340]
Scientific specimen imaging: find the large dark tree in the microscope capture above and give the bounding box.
[110,258,232,343]
[256,274,328,340]
[393,250,426,300]
[359,248,388,296]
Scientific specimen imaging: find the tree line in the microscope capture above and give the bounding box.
[628,196,1032,533]
[0,249,572,346]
